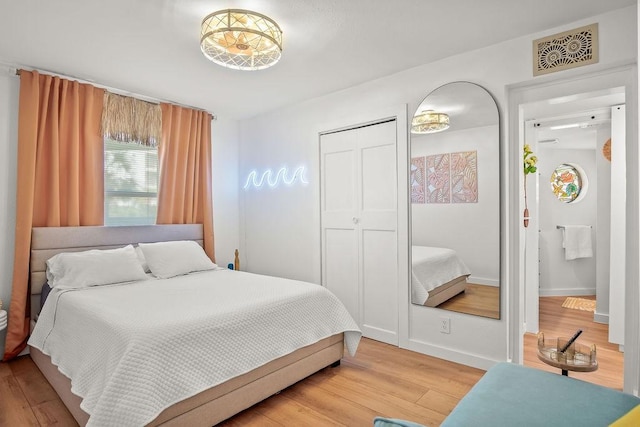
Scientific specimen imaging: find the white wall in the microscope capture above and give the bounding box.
[0,67,241,354]
[239,6,637,368]
[538,148,598,296]
[411,125,500,285]
[211,118,241,269]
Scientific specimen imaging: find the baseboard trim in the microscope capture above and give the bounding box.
[468,276,499,287]
[403,338,502,371]
[593,311,609,324]
[539,288,596,297]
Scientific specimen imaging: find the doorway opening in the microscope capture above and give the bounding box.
[508,66,638,393]
[523,88,624,390]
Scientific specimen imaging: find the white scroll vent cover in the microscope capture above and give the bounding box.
[533,23,598,76]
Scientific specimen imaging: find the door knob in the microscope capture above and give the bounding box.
[352,217,359,224]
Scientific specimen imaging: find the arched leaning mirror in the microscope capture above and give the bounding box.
[410,81,500,319]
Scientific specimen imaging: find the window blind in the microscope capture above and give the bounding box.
[104,139,158,226]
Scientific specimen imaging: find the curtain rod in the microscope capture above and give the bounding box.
[14,67,217,121]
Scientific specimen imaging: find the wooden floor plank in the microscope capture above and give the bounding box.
[0,360,13,379]
[0,375,40,427]
[218,409,283,427]
[323,360,428,403]
[357,339,483,387]
[253,393,345,427]
[31,400,78,427]
[436,283,500,319]
[12,357,61,407]
[305,367,447,425]
[416,389,460,416]
[347,350,477,399]
[280,379,382,427]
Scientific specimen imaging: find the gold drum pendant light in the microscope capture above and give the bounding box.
[411,110,450,134]
[200,9,283,71]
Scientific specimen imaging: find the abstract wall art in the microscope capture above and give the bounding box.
[410,157,426,204]
[451,151,478,203]
[426,154,451,204]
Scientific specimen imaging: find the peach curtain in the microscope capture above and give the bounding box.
[3,70,104,360]
[157,103,215,261]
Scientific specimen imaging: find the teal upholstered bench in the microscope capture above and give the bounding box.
[441,362,640,426]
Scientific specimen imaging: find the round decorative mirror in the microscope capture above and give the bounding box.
[410,81,500,319]
[550,163,586,203]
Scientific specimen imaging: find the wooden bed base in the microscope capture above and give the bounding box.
[424,276,468,307]
[28,225,346,426]
[29,334,344,426]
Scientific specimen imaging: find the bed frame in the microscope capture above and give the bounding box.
[28,224,345,426]
[424,276,468,307]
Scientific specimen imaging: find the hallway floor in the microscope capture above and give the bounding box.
[524,295,624,390]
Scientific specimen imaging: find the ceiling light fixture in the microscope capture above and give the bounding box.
[548,123,584,131]
[411,110,450,134]
[200,9,283,71]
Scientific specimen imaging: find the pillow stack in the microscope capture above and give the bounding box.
[44,240,218,290]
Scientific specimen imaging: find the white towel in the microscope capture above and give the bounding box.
[562,225,593,260]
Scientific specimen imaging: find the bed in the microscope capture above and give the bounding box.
[411,246,471,306]
[27,224,361,426]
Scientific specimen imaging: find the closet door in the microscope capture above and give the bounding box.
[357,122,398,344]
[320,120,398,345]
[320,131,360,322]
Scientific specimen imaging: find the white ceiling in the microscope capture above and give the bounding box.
[0,0,635,120]
[525,88,625,149]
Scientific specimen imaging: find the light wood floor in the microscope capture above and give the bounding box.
[523,295,624,390]
[435,283,500,319]
[0,295,624,426]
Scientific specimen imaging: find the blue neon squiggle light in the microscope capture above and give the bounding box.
[243,166,309,190]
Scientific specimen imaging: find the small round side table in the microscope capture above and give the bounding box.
[537,332,598,376]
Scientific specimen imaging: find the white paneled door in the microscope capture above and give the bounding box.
[320,120,398,345]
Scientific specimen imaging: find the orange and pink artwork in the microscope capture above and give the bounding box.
[426,154,451,203]
[451,151,478,203]
[412,151,477,204]
[410,157,425,204]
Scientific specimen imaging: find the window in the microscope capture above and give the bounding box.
[104,139,158,225]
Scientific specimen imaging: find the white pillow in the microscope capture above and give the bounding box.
[46,245,148,289]
[135,246,151,273]
[138,240,217,279]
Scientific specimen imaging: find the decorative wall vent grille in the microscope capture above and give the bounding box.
[533,23,598,76]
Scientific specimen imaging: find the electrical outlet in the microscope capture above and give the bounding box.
[440,317,451,334]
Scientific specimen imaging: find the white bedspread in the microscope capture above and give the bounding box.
[29,269,361,427]
[411,246,471,305]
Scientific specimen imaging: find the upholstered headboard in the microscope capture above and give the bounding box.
[30,224,204,317]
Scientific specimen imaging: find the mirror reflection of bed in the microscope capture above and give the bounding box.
[410,81,500,319]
